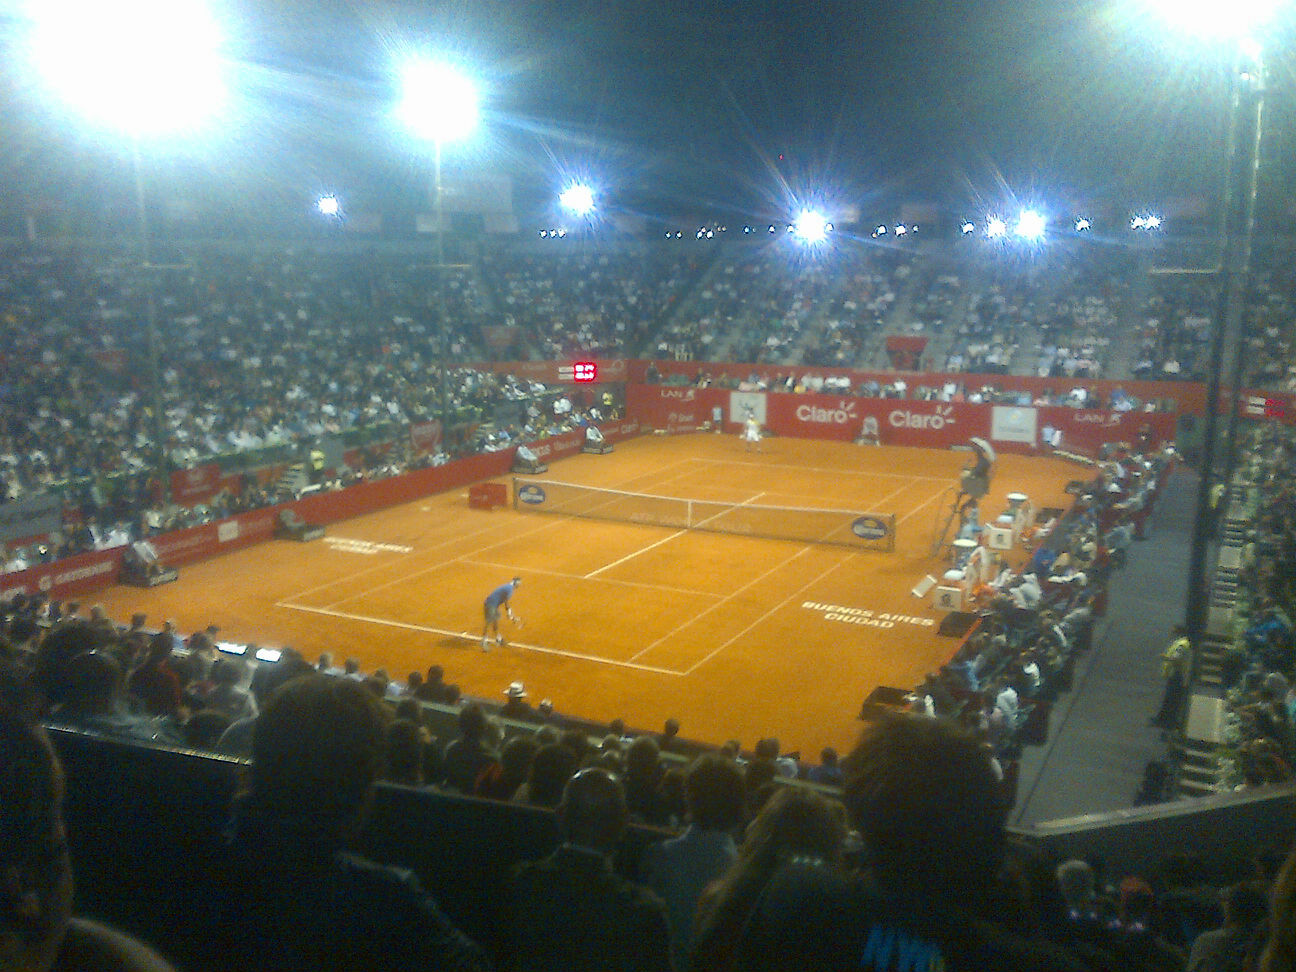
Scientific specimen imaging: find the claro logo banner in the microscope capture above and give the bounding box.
[888,403,955,430]
[795,400,858,425]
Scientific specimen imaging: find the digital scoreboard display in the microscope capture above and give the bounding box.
[558,361,598,383]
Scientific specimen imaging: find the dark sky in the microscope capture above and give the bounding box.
[2,0,1293,227]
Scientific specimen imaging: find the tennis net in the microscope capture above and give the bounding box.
[512,477,896,551]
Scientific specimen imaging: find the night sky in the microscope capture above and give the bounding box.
[1,0,1293,227]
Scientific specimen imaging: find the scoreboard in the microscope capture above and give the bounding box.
[558,361,598,383]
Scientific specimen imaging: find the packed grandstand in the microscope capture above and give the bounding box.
[0,225,1293,971]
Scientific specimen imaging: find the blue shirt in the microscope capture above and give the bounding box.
[485,581,516,609]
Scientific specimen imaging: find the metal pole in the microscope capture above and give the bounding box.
[1184,57,1262,652]
[131,139,171,504]
[1220,55,1266,489]
[435,139,450,455]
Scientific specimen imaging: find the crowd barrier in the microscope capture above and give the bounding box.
[0,420,642,602]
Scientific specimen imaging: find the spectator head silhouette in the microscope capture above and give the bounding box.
[842,713,1006,913]
[248,674,389,843]
[684,754,746,832]
[0,661,73,972]
[557,768,627,854]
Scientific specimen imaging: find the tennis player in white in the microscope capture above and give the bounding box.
[742,411,762,452]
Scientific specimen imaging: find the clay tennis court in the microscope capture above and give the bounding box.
[92,433,1081,757]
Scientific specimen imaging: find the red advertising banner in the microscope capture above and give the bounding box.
[766,394,988,447]
[627,385,1179,455]
[410,419,443,454]
[1037,407,1177,457]
[0,547,125,602]
[169,464,224,505]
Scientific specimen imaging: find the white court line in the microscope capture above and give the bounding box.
[629,544,814,662]
[461,558,722,600]
[274,601,684,676]
[896,481,954,525]
[682,551,855,675]
[585,530,687,578]
[584,491,766,579]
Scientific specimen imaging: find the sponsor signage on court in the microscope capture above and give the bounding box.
[991,405,1037,444]
[801,601,936,629]
[517,485,547,505]
[851,516,890,541]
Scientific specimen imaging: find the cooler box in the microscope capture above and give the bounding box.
[469,482,508,510]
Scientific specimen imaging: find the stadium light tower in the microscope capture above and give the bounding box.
[792,208,831,245]
[397,58,480,446]
[559,183,596,218]
[1134,0,1282,40]
[1133,0,1278,683]
[28,0,228,502]
[1014,209,1047,242]
[316,194,341,218]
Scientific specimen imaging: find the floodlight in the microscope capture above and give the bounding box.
[791,209,830,244]
[960,221,976,235]
[873,224,888,238]
[559,183,595,217]
[29,0,226,136]
[316,194,340,217]
[985,216,1008,239]
[894,224,907,236]
[397,59,479,144]
[1015,209,1047,241]
[1135,0,1282,40]
[1075,217,1091,232]
[768,225,776,233]
[1131,213,1163,230]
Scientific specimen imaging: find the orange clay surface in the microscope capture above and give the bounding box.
[92,433,1081,757]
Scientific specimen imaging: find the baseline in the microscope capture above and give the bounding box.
[273,601,685,677]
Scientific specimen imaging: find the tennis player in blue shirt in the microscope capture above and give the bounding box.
[481,576,522,651]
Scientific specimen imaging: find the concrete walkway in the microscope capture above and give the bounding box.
[1011,465,1199,826]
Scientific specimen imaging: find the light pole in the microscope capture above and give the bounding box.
[397,59,480,455]
[29,0,226,503]
[1185,48,1266,652]
[1133,0,1282,661]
